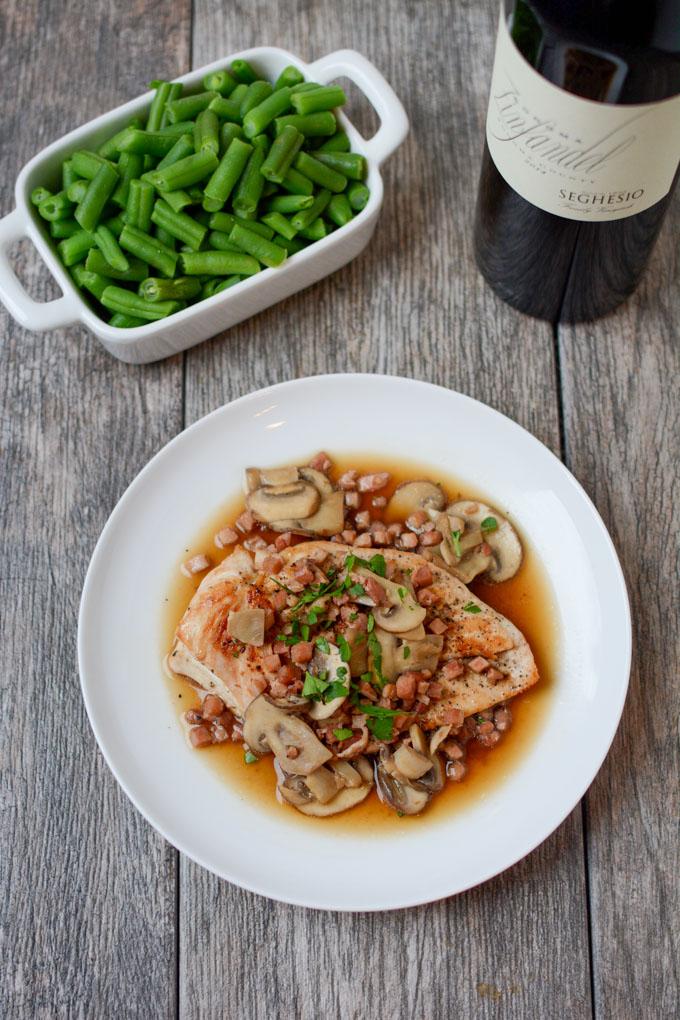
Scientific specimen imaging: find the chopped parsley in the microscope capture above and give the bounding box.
[301,624,310,641]
[397,587,407,602]
[358,702,402,740]
[450,529,462,558]
[366,613,375,633]
[244,751,258,764]
[337,634,352,662]
[333,727,354,741]
[344,552,386,577]
[302,670,348,703]
[324,681,349,702]
[481,516,498,533]
[367,630,385,687]
[463,601,481,614]
[315,636,330,654]
[348,582,366,597]
[349,611,358,622]
[403,645,411,660]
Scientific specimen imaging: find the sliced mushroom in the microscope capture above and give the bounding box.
[244,467,261,493]
[329,759,363,788]
[447,500,523,582]
[441,542,494,584]
[375,752,431,815]
[399,623,426,642]
[398,633,444,673]
[429,725,452,756]
[227,607,266,646]
[356,567,426,634]
[260,465,300,486]
[299,466,333,496]
[372,627,399,682]
[305,765,342,803]
[387,480,446,520]
[412,752,445,793]
[275,757,373,816]
[393,742,434,780]
[243,696,332,775]
[307,643,348,720]
[247,481,320,524]
[409,724,428,755]
[270,490,344,536]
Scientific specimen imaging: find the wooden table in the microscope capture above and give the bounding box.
[2,2,677,1017]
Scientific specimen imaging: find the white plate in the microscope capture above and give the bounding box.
[78,375,631,910]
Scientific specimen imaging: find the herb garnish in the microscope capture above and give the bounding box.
[348,582,366,597]
[344,553,386,577]
[356,701,402,740]
[302,670,348,703]
[244,751,258,764]
[337,634,352,662]
[315,636,331,654]
[333,727,354,741]
[450,529,462,558]
[366,613,375,633]
[481,516,498,533]
[397,587,407,602]
[367,630,385,687]
[463,601,481,614]
[403,645,411,660]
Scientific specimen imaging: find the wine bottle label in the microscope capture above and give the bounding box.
[486,9,680,221]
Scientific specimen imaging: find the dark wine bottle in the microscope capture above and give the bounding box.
[474,0,680,322]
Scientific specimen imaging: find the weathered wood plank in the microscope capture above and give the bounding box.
[559,196,680,1019]
[181,2,591,1018]
[0,2,190,1016]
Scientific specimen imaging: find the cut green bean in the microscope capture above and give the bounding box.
[299,217,327,241]
[58,229,95,266]
[203,68,237,96]
[105,214,126,237]
[115,127,179,157]
[75,163,119,232]
[50,218,81,239]
[230,59,258,84]
[146,150,218,192]
[101,284,181,321]
[260,124,304,184]
[194,109,220,155]
[154,224,177,250]
[261,211,297,240]
[109,312,146,327]
[119,224,178,277]
[125,179,155,231]
[289,81,322,94]
[229,83,248,107]
[150,198,207,250]
[62,160,79,190]
[228,222,287,268]
[316,151,367,181]
[232,143,267,218]
[219,122,245,154]
[94,224,130,272]
[112,152,144,207]
[166,91,218,123]
[202,137,253,212]
[240,80,273,118]
[294,151,346,192]
[71,150,115,180]
[290,188,331,231]
[208,95,242,122]
[160,83,183,128]
[207,230,242,253]
[243,86,292,138]
[38,191,75,222]
[138,276,201,302]
[347,181,370,211]
[274,234,307,254]
[190,190,208,208]
[326,193,353,227]
[274,112,336,138]
[71,264,109,300]
[156,134,194,171]
[274,65,304,90]
[85,248,149,281]
[201,275,242,298]
[159,188,193,213]
[266,193,313,213]
[291,85,346,115]
[31,186,52,206]
[280,168,314,196]
[147,81,174,133]
[98,117,144,159]
[67,180,89,204]
[208,212,273,239]
[316,130,351,153]
[156,121,196,137]
[179,249,260,276]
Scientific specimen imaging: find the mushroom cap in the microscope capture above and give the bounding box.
[299,466,334,496]
[275,757,373,816]
[375,755,431,815]
[226,607,266,646]
[447,500,523,582]
[387,480,446,520]
[271,490,344,537]
[242,696,332,775]
[247,481,320,524]
[356,567,426,634]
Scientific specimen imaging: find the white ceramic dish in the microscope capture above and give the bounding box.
[0,49,407,364]
[78,375,631,911]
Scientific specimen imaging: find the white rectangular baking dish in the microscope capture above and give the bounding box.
[0,47,407,364]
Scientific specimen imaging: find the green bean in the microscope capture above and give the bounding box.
[219,122,245,154]
[261,211,297,240]
[289,81,321,94]
[228,222,287,268]
[71,150,115,180]
[266,193,313,213]
[291,85,346,115]
[274,234,308,254]
[150,198,207,250]
[166,90,218,123]
[194,109,220,155]
[112,151,144,207]
[156,134,194,171]
[155,121,195,137]
[101,284,181,321]
[147,81,174,133]
[105,214,126,237]
[229,83,248,107]
[191,192,209,210]
[138,276,201,302]
[75,163,119,232]
[119,224,178,277]
[260,125,304,184]
[31,186,52,206]
[316,151,367,181]
[85,248,149,281]
[201,275,242,297]
[347,181,370,211]
[158,188,193,213]
[125,179,155,231]
[232,143,267,219]
[230,59,258,84]
[146,150,218,192]
[71,264,109,300]
[274,65,304,90]
[115,127,179,157]
[154,224,177,250]
[94,223,130,272]
[58,229,95,266]
[208,212,273,239]
[208,96,242,122]
[299,217,327,241]
[207,230,242,253]
[38,191,75,222]
[67,180,89,204]
[280,168,314,196]
[274,112,336,137]
[243,86,292,138]
[98,117,144,159]
[240,80,272,118]
[50,218,81,239]
[202,137,252,212]
[203,68,237,96]
[62,160,79,190]
[326,193,353,227]
[109,312,146,327]
[160,83,183,127]
[294,151,346,193]
[179,249,260,276]
[262,180,278,198]
[316,130,351,153]
[290,188,331,231]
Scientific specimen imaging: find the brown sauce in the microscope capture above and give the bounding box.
[162,453,559,832]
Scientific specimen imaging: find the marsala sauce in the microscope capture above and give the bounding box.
[162,454,558,833]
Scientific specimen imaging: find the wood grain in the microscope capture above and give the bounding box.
[0,1,190,1017]
[180,2,591,1019]
[559,197,680,1018]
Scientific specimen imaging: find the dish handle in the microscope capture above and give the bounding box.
[306,49,409,166]
[0,208,80,331]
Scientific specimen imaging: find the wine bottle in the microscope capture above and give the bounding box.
[474,0,680,322]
